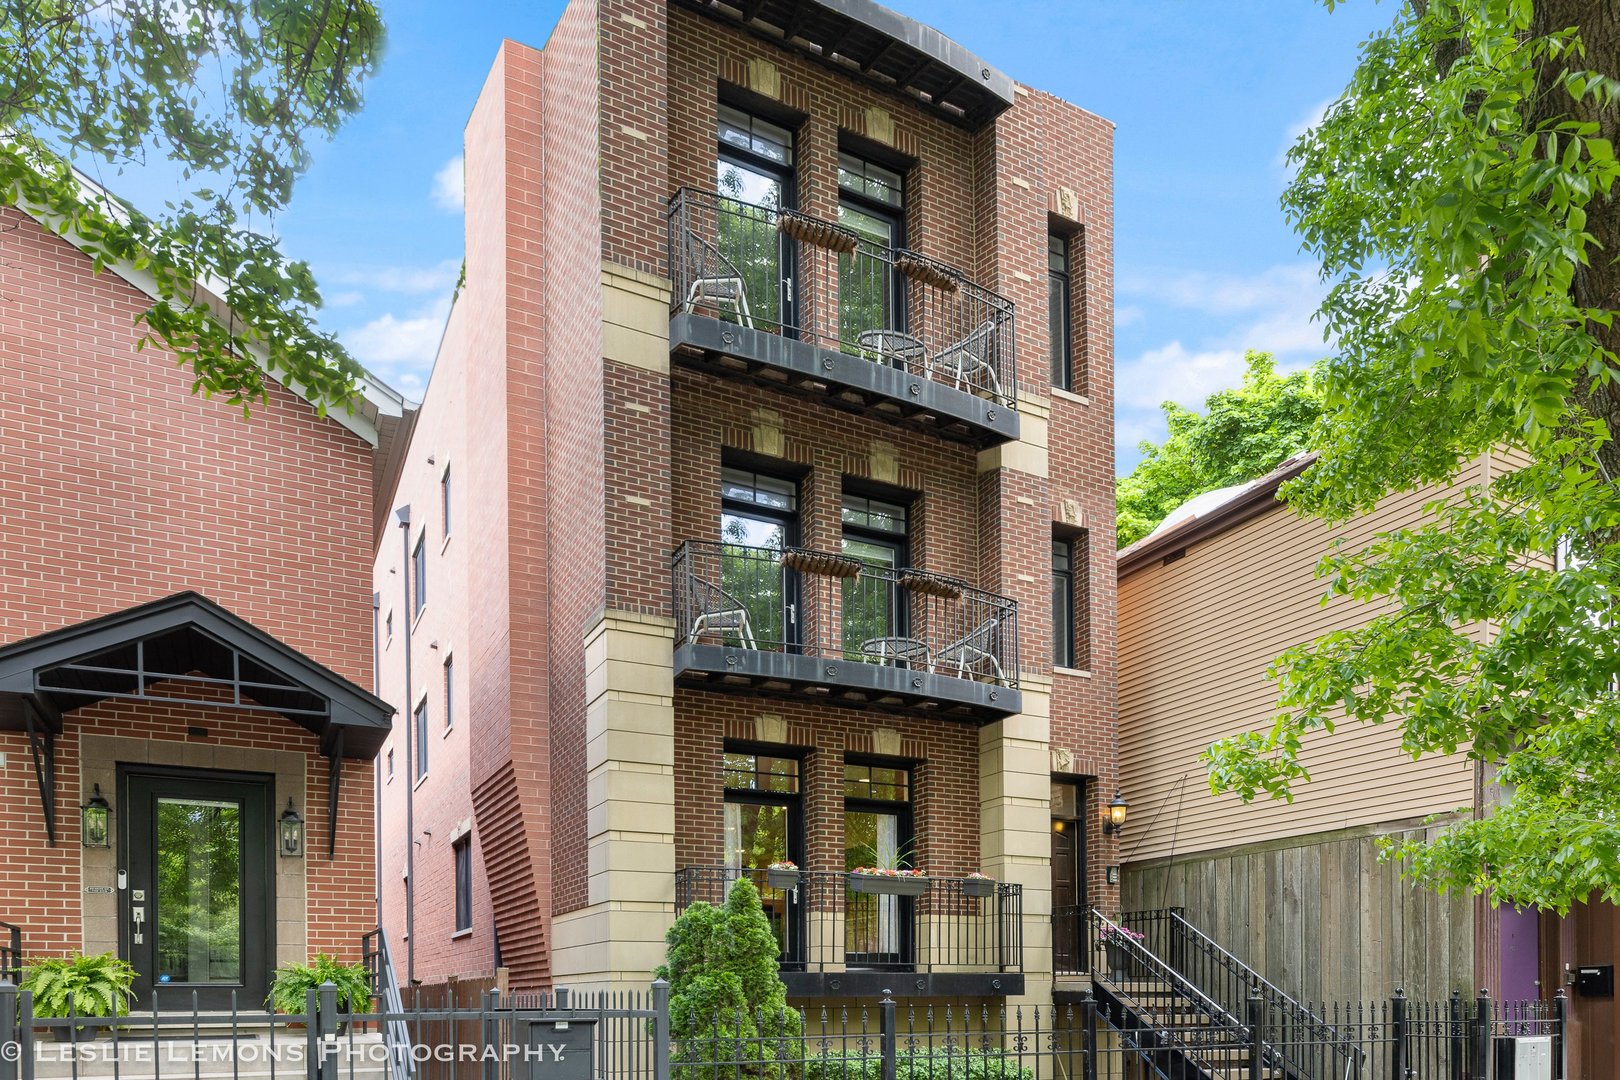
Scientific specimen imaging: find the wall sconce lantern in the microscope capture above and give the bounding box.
[279,798,305,858]
[1103,791,1130,837]
[81,785,111,848]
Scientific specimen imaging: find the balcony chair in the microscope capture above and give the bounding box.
[931,320,1003,401]
[688,576,757,649]
[936,616,1004,682]
[680,228,754,328]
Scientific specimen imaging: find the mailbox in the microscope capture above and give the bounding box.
[1495,1036,1554,1080]
[1576,964,1614,998]
[523,1015,598,1080]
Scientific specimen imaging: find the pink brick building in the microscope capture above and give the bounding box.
[375,0,1117,1006]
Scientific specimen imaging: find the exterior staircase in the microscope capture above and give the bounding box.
[1088,909,1360,1080]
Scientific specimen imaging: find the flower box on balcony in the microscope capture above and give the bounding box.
[962,875,996,898]
[849,870,928,896]
[766,865,801,890]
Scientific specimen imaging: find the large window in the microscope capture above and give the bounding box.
[838,153,906,349]
[717,105,796,333]
[721,466,800,648]
[724,750,803,962]
[841,490,910,658]
[1049,233,1073,390]
[844,759,914,966]
[453,837,472,933]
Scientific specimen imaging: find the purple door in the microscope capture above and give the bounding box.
[1500,905,1542,1001]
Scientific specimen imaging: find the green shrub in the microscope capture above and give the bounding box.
[804,1050,1033,1080]
[267,954,373,1015]
[656,878,802,1079]
[20,953,136,1018]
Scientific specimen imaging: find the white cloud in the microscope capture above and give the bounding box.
[1114,304,1144,329]
[1278,98,1334,169]
[342,297,451,395]
[1122,263,1321,317]
[337,259,460,295]
[432,155,465,213]
[1116,342,1253,413]
[325,290,365,308]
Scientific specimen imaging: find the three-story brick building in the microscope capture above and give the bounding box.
[375,0,1117,1006]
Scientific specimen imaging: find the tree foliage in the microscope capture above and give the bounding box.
[2,0,385,413]
[1205,0,1620,913]
[1115,351,1323,548]
[655,879,801,1079]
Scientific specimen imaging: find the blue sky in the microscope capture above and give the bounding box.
[103,1,1394,474]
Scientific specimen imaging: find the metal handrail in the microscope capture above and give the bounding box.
[362,926,415,1080]
[1124,907,1360,1076]
[672,539,1020,688]
[0,921,19,983]
[667,187,1019,408]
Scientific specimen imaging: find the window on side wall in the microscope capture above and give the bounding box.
[1049,233,1073,391]
[443,655,454,732]
[414,700,428,780]
[453,836,472,933]
[1052,532,1090,670]
[412,534,427,618]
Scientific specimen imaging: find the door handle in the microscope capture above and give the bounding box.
[132,905,145,945]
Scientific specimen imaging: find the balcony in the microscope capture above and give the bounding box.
[675,866,1025,998]
[672,540,1021,721]
[667,188,1019,448]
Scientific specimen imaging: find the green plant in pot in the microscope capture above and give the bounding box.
[267,955,373,1029]
[21,952,137,1042]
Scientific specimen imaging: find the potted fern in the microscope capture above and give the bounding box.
[20,952,136,1042]
[268,955,374,1031]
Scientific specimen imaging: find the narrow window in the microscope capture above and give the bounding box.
[716,105,796,332]
[1049,233,1073,390]
[841,489,911,659]
[414,700,428,780]
[386,748,394,780]
[385,610,393,643]
[837,153,906,349]
[443,656,454,731]
[453,837,473,933]
[441,465,452,539]
[717,466,801,649]
[412,534,427,617]
[1052,537,1075,668]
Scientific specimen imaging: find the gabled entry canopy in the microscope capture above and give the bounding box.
[0,593,392,851]
[0,591,392,755]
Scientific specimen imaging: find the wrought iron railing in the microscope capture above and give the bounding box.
[675,866,1022,976]
[1122,907,1360,1079]
[0,922,19,983]
[668,187,1018,408]
[672,539,1020,688]
[362,926,416,1080]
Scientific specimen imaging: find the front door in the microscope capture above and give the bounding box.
[1051,780,1085,974]
[123,769,273,1010]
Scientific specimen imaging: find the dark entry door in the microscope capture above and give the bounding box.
[1051,780,1085,974]
[124,769,273,1010]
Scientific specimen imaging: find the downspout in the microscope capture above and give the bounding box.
[395,506,416,986]
[371,590,382,930]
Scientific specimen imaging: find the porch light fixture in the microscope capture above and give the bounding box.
[1102,791,1130,837]
[278,798,305,858]
[81,784,111,848]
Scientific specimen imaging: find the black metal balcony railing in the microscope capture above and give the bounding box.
[675,866,1023,983]
[673,540,1020,689]
[668,188,1018,410]
[0,921,20,983]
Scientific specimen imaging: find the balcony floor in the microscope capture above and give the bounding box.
[674,643,1022,722]
[670,313,1020,448]
[785,971,1026,999]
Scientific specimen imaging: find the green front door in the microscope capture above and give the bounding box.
[123,769,273,1010]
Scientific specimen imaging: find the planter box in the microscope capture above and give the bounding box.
[849,873,928,897]
[962,877,996,898]
[1103,941,1130,982]
[766,868,801,890]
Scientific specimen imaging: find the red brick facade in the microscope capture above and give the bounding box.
[0,206,385,973]
[375,0,1118,994]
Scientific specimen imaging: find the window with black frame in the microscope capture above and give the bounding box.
[837,152,906,353]
[844,759,914,967]
[716,105,796,334]
[719,466,800,650]
[724,750,803,966]
[453,836,472,933]
[1049,233,1073,390]
[841,490,911,663]
[1052,536,1075,668]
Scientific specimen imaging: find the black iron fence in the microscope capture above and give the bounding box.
[668,187,1018,407]
[0,975,1565,1080]
[674,867,1022,977]
[672,540,1020,688]
[0,923,18,984]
